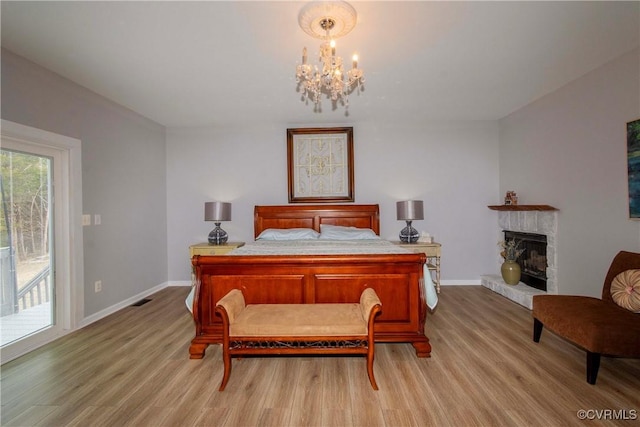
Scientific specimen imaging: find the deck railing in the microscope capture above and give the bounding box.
[17,266,50,310]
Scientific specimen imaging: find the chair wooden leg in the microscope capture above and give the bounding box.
[533,318,543,342]
[586,351,601,385]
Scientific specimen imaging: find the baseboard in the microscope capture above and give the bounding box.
[440,280,481,286]
[168,280,192,287]
[78,281,170,328]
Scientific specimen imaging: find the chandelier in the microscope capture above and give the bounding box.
[295,1,365,111]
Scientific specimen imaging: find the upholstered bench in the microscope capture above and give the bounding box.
[215,288,382,391]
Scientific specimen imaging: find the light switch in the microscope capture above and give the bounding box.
[94,214,101,225]
[82,214,91,226]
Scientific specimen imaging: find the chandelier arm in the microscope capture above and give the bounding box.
[295,1,364,110]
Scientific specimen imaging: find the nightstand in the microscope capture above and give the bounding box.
[393,241,441,293]
[189,242,245,257]
[189,242,245,285]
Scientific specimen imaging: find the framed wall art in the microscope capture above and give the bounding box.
[287,127,354,203]
[627,118,640,218]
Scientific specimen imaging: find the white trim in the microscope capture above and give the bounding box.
[78,282,170,328]
[440,280,482,286]
[1,120,83,364]
[168,280,193,287]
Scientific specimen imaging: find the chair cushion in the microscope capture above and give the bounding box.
[610,269,640,312]
[533,295,640,357]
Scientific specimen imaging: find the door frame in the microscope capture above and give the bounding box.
[1,120,84,363]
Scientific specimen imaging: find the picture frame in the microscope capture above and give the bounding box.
[627,119,640,218]
[287,127,354,203]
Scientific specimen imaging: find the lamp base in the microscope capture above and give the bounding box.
[208,223,228,245]
[399,221,419,243]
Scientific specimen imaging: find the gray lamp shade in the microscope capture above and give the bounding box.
[204,202,231,222]
[396,200,424,221]
[204,202,231,245]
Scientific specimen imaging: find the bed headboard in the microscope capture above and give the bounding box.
[254,205,380,238]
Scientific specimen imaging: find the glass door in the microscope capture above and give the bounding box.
[1,120,82,364]
[1,146,57,347]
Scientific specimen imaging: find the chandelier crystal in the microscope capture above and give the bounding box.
[295,1,364,111]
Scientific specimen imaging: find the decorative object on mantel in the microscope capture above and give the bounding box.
[499,239,524,285]
[488,205,558,211]
[204,201,231,245]
[295,0,365,112]
[626,118,640,219]
[504,190,518,205]
[397,200,424,243]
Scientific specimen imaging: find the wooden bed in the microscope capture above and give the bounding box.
[189,204,431,358]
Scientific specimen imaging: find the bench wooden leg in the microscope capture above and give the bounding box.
[367,343,378,390]
[217,306,233,391]
[218,338,233,391]
[367,356,378,390]
[219,350,231,391]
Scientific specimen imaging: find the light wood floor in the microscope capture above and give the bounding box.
[1,286,639,427]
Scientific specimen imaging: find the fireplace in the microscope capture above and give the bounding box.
[504,230,547,291]
[481,205,558,309]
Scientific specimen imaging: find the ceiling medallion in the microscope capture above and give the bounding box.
[295,1,365,113]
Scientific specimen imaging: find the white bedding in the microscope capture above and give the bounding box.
[229,239,409,255]
[186,239,438,311]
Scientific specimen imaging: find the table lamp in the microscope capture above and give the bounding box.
[204,201,231,244]
[396,200,424,243]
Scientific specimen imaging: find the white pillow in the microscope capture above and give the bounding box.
[319,224,380,240]
[256,228,320,241]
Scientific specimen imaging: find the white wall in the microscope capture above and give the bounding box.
[7,44,638,311]
[1,49,168,316]
[499,48,640,297]
[166,120,500,283]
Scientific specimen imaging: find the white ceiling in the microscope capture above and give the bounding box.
[2,1,639,128]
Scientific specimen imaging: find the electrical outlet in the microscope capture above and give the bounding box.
[95,280,102,293]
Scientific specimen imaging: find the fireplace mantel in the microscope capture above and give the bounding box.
[488,205,558,211]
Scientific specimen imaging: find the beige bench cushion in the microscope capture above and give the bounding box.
[230,303,367,337]
[359,288,380,321]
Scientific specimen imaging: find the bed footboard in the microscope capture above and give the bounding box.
[189,252,431,358]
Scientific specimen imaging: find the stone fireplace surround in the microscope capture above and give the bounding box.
[481,205,558,309]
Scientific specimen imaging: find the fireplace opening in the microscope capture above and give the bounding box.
[504,230,547,291]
